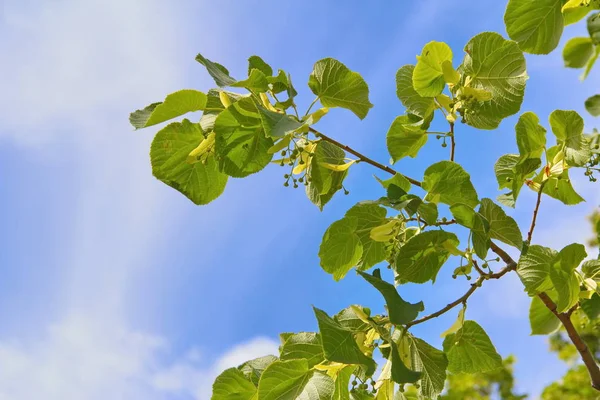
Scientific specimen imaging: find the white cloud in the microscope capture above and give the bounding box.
[0,1,280,399]
[0,313,278,400]
[1,0,182,145]
[152,337,279,399]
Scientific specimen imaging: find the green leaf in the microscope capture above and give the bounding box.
[581,293,600,320]
[408,337,448,399]
[248,55,273,77]
[418,202,439,226]
[563,0,596,25]
[583,259,600,281]
[460,32,528,129]
[450,203,490,259]
[551,243,587,312]
[351,390,375,400]
[334,366,355,400]
[585,94,600,116]
[517,245,557,294]
[395,230,460,284]
[196,53,237,87]
[495,154,541,205]
[280,332,325,368]
[443,320,503,374]
[504,0,563,54]
[442,60,461,85]
[395,65,436,119]
[130,90,207,129]
[538,170,584,205]
[150,120,228,205]
[412,41,453,97]
[440,307,466,338]
[239,355,278,386]
[301,108,330,130]
[423,161,479,208]
[345,203,389,270]
[529,294,560,335]
[375,174,412,193]
[394,390,418,400]
[212,368,257,400]
[531,146,584,205]
[563,37,594,68]
[478,198,524,250]
[583,45,600,79]
[307,141,348,210]
[589,12,600,44]
[374,379,394,400]
[335,306,370,333]
[563,0,600,24]
[231,69,269,92]
[313,307,377,375]
[557,243,587,270]
[390,341,421,384]
[386,115,428,163]
[257,104,303,137]
[214,98,274,177]
[549,110,591,166]
[319,217,363,281]
[268,69,295,95]
[257,359,335,400]
[357,269,424,325]
[515,112,547,159]
[199,89,243,132]
[308,58,373,119]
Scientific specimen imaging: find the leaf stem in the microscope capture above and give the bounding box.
[304,97,319,117]
[527,182,546,243]
[426,131,450,136]
[308,127,422,187]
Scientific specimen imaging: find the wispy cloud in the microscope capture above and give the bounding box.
[0,1,282,398]
[0,313,278,399]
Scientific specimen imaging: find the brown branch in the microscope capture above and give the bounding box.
[406,248,515,328]
[450,122,456,162]
[538,292,600,391]
[308,127,422,187]
[489,242,517,274]
[527,182,545,243]
[490,243,600,392]
[417,218,457,227]
[472,259,486,276]
[406,278,481,327]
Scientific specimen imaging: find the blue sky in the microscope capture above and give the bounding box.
[1,0,600,398]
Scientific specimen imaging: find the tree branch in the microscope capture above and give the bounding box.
[406,246,515,328]
[308,127,422,187]
[450,122,456,162]
[490,243,600,392]
[472,259,486,276]
[538,292,600,391]
[527,183,545,243]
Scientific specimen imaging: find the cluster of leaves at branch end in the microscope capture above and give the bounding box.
[130,53,375,208]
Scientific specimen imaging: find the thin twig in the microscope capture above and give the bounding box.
[450,122,456,162]
[527,182,546,243]
[406,248,515,328]
[308,127,422,187]
[417,218,457,227]
[472,260,486,276]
